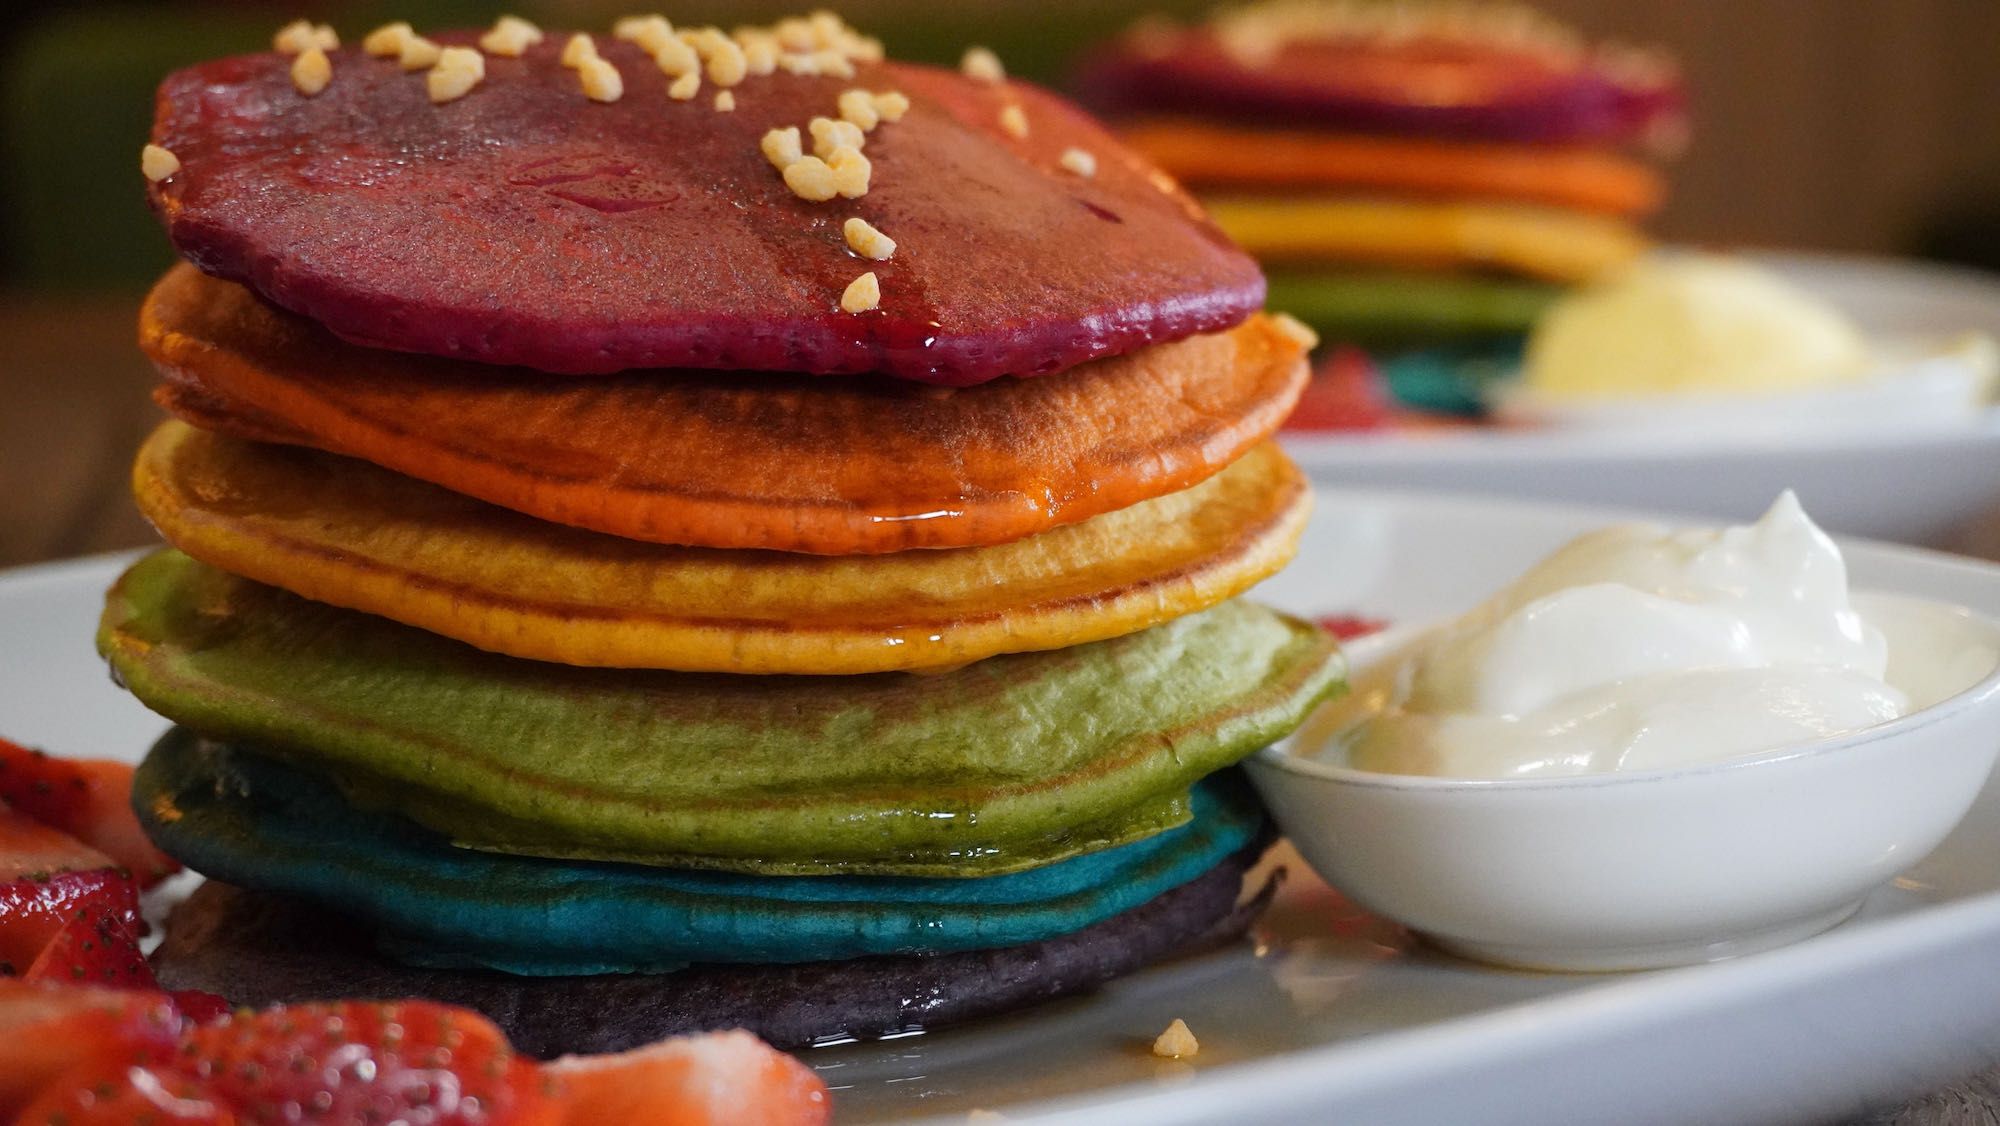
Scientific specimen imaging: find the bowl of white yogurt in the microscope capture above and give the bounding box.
[1248,493,2000,972]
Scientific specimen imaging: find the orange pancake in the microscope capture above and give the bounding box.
[1120,119,1665,217]
[142,264,1307,555]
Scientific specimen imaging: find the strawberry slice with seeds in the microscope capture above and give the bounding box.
[545,1030,831,1126]
[13,1064,234,1125]
[169,988,233,1025]
[185,999,560,1126]
[0,810,140,976]
[0,980,184,1117]
[24,901,157,990]
[0,738,181,888]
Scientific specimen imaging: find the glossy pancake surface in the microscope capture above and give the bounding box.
[101,551,1343,876]
[135,423,1310,674]
[143,265,1308,555]
[147,37,1262,384]
[136,732,1267,973]
[156,845,1277,1055]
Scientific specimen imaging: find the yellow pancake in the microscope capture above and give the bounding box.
[1203,197,1649,284]
[134,422,1310,675]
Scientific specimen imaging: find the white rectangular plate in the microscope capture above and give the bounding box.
[8,488,2000,1125]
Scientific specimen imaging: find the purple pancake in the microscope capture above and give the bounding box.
[1075,15,1685,148]
[145,31,1262,385]
[153,839,1279,1058]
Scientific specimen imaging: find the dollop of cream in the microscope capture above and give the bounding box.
[1524,253,1872,398]
[1327,493,1909,778]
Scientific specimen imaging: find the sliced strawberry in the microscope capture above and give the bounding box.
[1283,346,1394,432]
[0,980,184,1117]
[13,1064,234,1125]
[24,902,157,990]
[544,1030,831,1126]
[169,988,233,1026]
[186,999,559,1126]
[0,811,140,975]
[0,738,181,887]
[1315,614,1391,641]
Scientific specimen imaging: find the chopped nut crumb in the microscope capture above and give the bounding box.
[141,144,180,182]
[738,35,778,76]
[774,16,815,51]
[847,35,886,64]
[680,27,748,86]
[961,45,1005,82]
[578,56,624,102]
[843,217,896,260]
[274,20,338,55]
[290,46,332,96]
[872,90,911,122]
[998,104,1029,140]
[1059,147,1098,178]
[668,70,701,100]
[838,89,880,131]
[652,37,700,77]
[561,33,598,68]
[427,47,486,104]
[479,15,544,58]
[613,15,675,54]
[399,35,443,72]
[841,271,881,313]
[811,49,857,79]
[782,156,839,201]
[1271,312,1320,351]
[1152,1018,1199,1059]
[714,90,736,111]
[808,11,846,47]
[810,116,866,159]
[272,19,309,53]
[761,126,804,170]
[706,39,748,85]
[363,22,414,58]
[828,145,871,198]
[777,53,823,77]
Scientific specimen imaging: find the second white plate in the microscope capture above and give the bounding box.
[1282,251,2000,547]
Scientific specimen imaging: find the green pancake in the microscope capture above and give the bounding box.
[1265,269,1559,346]
[103,551,1341,877]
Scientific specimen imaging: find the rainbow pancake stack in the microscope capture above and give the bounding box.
[100,13,1342,1056]
[1078,0,1685,414]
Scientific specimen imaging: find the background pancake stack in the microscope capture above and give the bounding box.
[1077,0,1686,418]
[97,14,1343,1056]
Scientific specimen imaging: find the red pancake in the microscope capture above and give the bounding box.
[145,31,1262,386]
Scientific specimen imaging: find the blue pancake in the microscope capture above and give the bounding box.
[135,729,1269,975]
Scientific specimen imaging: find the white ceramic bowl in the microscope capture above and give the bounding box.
[1246,591,2000,972]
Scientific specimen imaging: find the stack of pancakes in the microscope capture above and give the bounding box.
[1078,0,1685,413]
[100,15,1343,1056]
